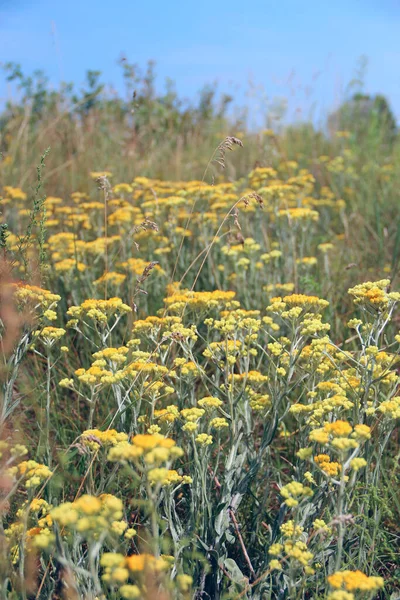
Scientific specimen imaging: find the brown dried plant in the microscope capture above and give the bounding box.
[213,136,244,170]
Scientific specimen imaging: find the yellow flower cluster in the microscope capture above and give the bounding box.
[11,460,53,489]
[377,396,400,419]
[348,279,400,310]
[197,396,223,409]
[155,405,180,423]
[3,160,399,599]
[203,339,257,364]
[277,207,319,222]
[314,454,341,477]
[147,467,190,486]
[94,271,127,286]
[269,519,314,572]
[81,428,128,450]
[309,420,371,451]
[51,494,126,539]
[67,297,131,325]
[101,551,189,598]
[75,364,124,385]
[280,481,313,507]
[12,284,61,310]
[164,289,236,314]
[5,498,55,558]
[3,185,27,200]
[268,293,329,315]
[35,326,66,343]
[327,570,384,592]
[107,433,191,485]
[133,315,181,335]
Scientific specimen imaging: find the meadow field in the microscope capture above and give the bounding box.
[0,65,399,599]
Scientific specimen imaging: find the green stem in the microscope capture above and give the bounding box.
[45,352,52,468]
[335,463,346,571]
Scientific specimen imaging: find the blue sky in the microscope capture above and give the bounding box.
[1,0,399,124]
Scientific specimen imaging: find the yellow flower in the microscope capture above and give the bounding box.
[10,444,28,458]
[181,407,205,422]
[327,570,384,592]
[94,272,126,287]
[31,528,55,549]
[54,258,86,273]
[352,424,371,440]
[327,592,355,600]
[67,297,131,325]
[110,567,129,583]
[81,429,128,450]
[210,417,229,430]
[314,454,341,477]
[148,468,184,486]
[59,378,74,388]
[318,242,334,253]
[268,543,283,556]
[280,520,304,538]
[113,183,133,194]
[182,422,198,433]
[348,279,393,310]
[147,424,161,435]
[196,433,213,446]
[124,528,137,539]
[12,284,61,310]
[324,421,352,437]
[164,289,236,314]
[17,460,53,488]
[198,396,223,409]
[280,481,313,506]
[132,433,171,450]
[350,458,367,471]
[101,553,126,568]
[36,327,66,342]
[126,553,162,572]
[145,446,171,464]
[111,520,128,535]
[75,495,102,515]
[313,519,331,533]
[119,585,141,599]
[155,405,180,423]
[296,448,313,460]
[108,442,143,462]
[51,494,124,537]
[378,396,400,418]
[177,574,193,592]
[43,309,57,321]
[304,471,315,484]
